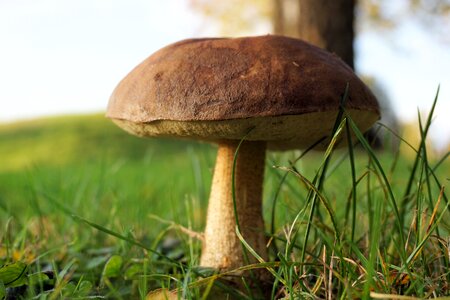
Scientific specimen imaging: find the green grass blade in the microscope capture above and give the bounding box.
[70,214,177,265]
[400,86,440,224]
[345,119,357,244]
[269,137,327,248]
[347,116,406,260]
[39,191,179,266]
[235,227,287,287]
[275,166,341,241]
[298,118,347,271]
[230,128,255,269]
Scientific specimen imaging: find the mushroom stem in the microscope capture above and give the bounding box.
[201,140,268,271]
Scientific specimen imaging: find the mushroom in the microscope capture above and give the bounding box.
[106,35,379,273]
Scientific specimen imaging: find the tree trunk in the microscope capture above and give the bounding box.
[297,0,355,68]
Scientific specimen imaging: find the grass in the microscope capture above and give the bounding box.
[0,96,449,299]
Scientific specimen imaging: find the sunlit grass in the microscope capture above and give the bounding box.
[0,94,449,299]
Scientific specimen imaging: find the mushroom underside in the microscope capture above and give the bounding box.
[112,108,378,150]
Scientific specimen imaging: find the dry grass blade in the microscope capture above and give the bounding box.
[148,213,204,241]
[369,292,424,299]
[235,226,287,286]
[146,288,179,300]
[426,187,445,234]
[328,248,335,300]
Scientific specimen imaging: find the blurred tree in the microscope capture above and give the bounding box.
[264,0,356,67]
[297,0,355,68]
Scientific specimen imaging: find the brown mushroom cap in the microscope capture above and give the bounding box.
[107,35,380,150]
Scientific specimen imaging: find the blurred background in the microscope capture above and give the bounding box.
[1,0,449,152]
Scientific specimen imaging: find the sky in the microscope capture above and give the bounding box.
[0,0,449,149]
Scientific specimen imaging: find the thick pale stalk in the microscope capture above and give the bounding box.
[200,140,267,271]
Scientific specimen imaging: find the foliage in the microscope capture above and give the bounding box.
[189,0,273,35]
[189,0,450,39]
[359,0,450,39]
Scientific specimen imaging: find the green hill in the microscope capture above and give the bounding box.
[0,113,209,172]
[0,113,215,227]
